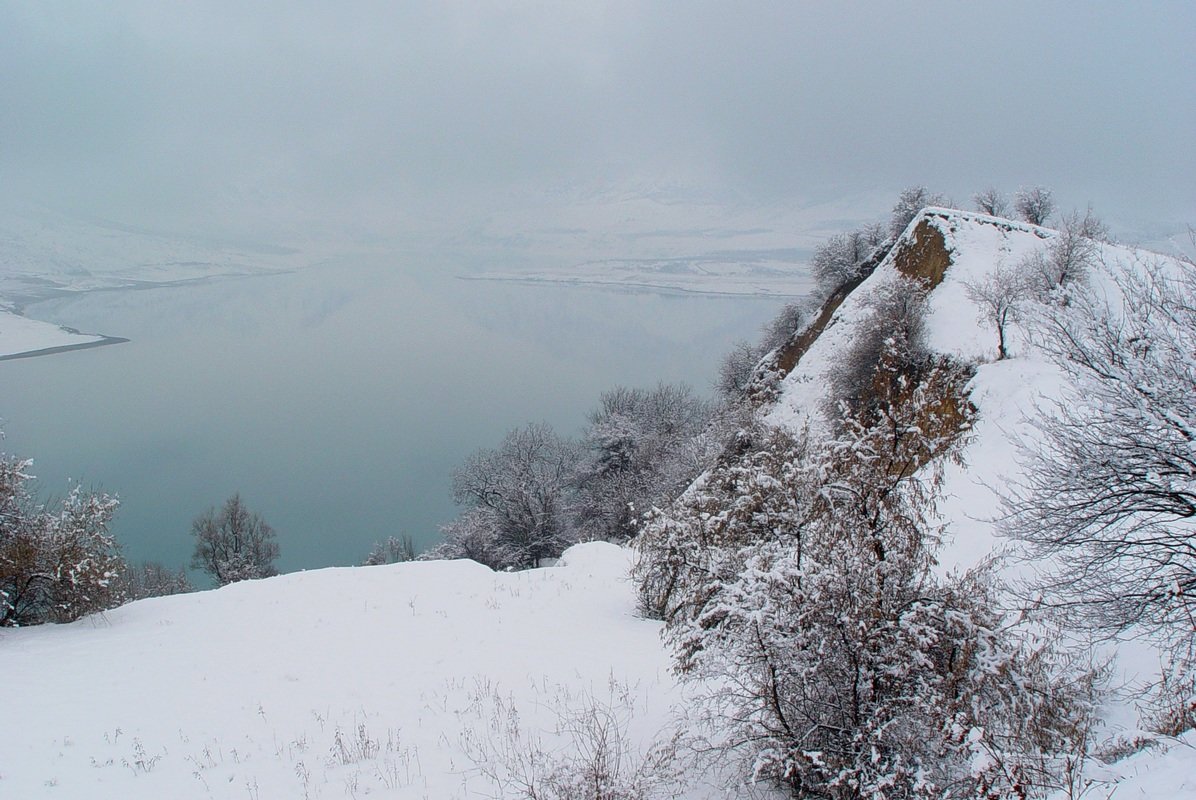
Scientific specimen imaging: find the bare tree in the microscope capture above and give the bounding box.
[890,185,945,238]
[1022,207,1103,299]
[964,263,1027,360]
[759,299,813,354]
[811,225,888,293]
[119,561,193,601]
[973,187,1009,217]
[1015,186,1055,226]
[1003,256,1196,651]
[362,534,416,566]
[451,422,581,570]
[190,493,280,585]
[715,340,761,400]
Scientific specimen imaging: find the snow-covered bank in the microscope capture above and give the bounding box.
[0,543,702,799]
[0,309,124,361]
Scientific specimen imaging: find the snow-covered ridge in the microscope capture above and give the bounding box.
[750,207,1194,792]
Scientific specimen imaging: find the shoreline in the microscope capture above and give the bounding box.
[0,334,130,362]
[458,272,812,299]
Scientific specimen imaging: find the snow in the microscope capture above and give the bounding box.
[4,206,1193,797]
[1072,731,1196,798]
[0,310,110,360]
[762,207,1196,795]
[0,543,709,799]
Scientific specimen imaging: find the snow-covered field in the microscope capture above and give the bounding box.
[5,202,1194,797]
[4,542,1191,799]
[0,544,705,799]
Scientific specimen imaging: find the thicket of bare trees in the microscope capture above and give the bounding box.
[118,561,193,601]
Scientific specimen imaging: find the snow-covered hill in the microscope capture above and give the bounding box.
[0,543,697,799]
[750,207,1196,795]
[3,207,1193,799]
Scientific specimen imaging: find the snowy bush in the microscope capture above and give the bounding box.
[825,275,933,425]
[1,454,123,626]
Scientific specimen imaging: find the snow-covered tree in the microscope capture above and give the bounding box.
[716,340,762,400]
[964,262,1028,360]
[1,455,123,626]
[890,186,945,239]
[576,385,713,543]
[1004,255,1196,653]
[973,186,1009,217]
[811,225,888,294]
[760,300,813,356]
[450,422,581,570]
[362,534,416,566]
[1021,208,1105,300]
[190,493,279,585]
[1015,186,1055,226]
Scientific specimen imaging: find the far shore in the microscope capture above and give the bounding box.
[0,334,130,363]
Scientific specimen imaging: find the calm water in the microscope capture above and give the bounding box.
[0,258,783,576]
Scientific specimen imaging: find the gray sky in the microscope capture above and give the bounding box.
[2,2,1193,248]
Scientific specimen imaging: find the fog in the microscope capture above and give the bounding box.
[2,2,1192,251]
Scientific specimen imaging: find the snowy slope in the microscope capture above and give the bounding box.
[0,543,713,799]
[761,208,1196,796]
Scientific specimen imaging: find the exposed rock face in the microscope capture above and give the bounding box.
[892,217,952,287]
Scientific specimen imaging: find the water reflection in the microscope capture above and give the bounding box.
[0,259,784,577]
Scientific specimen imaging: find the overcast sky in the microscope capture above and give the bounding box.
[2,2,1193,247]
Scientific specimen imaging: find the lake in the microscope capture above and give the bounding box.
[0,258,786,577]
